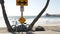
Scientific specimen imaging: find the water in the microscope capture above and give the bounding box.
[0,16,60,27]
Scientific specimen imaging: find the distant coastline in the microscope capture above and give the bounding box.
[45,13,60,17]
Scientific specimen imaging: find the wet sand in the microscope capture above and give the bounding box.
[0,25,60,34]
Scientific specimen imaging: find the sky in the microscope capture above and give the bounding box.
[0,0,60,17]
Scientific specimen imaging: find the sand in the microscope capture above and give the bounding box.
[0,25,60,34]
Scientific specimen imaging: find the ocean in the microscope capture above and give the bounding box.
[0,16,60,27]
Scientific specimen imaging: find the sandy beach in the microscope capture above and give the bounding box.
[0,25,60,34]
[0,17,60,34]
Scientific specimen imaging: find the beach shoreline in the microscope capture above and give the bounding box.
[0,25,60,33]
